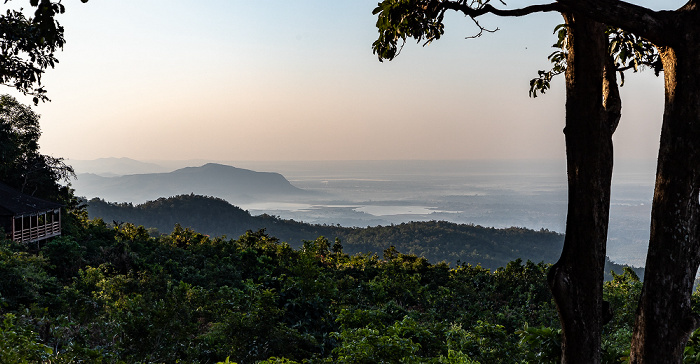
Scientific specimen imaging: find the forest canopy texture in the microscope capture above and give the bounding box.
[1,219,691,364]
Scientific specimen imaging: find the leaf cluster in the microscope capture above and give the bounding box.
[529,24,661,98]
[372,0,446,61]
[0,94,75,204]
[606,27,661,85]
[529,24,567,98]
[1,0,88,103]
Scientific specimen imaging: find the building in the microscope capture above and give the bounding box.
[0,182,62,243]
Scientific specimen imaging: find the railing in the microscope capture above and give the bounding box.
[13,221,61,243]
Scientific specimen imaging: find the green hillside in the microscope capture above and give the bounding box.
[86,194,642,279]
[86,194,562,267]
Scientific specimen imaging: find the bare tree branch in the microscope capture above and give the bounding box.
[435,1,562,18]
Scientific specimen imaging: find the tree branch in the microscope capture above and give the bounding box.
[434,1,562,18]
[555,0,674,46]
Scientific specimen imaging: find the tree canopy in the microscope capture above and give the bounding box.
[1,0,88,103]
[0,218,674,363]
[0,94,73,201]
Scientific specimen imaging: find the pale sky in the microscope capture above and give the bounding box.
[8,0,680,162]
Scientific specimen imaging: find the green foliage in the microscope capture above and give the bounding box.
[529,24,567,98]
[216,357,238,364]
[0,217,664,363]
[0,94,74,200]
[601,267,642,363]
[41,236,85,281]
[434,350,480,364]
[0,313,53,363]
[0,95,84,235]
[684,329,700,364]
[1,0,88,103]
[529,24,661,97]
[517,324,561,364]
[445,321,519,363]
[604,268,642,332]
[372,0,445,61]
[87,195,567,269]
[607,27,662,82]
[257,358,299,364]
[0,239,57,309]
[87,194,254,239]
[332,316,425,363]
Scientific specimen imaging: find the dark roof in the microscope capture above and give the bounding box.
[0,182,62,216]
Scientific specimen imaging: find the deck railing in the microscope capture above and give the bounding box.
[11,210,61,243]
[12,221,61,243]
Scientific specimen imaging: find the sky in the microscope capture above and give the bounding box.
[8,0,682,162]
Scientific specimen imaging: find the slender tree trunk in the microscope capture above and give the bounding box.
[547,13,618,363]
[630,34,700,363]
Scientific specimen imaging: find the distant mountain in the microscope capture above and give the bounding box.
[85,194,644,278]
[73,163,310,204]
[69,157,168,176]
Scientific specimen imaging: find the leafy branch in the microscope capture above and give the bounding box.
[529,24,662,98]
[372,0,560,61]
[0,0,88,104]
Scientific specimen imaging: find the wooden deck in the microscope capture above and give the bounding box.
[11,210,61,243]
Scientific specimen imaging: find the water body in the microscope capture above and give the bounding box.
[228,159,656,268]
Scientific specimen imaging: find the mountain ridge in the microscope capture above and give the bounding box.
[69,157,168,176]
[72,163,309,204]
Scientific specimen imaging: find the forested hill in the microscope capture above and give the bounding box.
[86,194,642,277]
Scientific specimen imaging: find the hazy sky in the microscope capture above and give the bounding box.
[9,0,681,161]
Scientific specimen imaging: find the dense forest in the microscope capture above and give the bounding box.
[2,213,685,363]
[86,194,642,279]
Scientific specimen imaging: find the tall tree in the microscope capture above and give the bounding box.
[0,94,73,200]
[550,1,700,361]
[375,0,700,361]
[535,20,657,364]
[371,1,656,362]
[546,14,615,363]
[373,4,613,361]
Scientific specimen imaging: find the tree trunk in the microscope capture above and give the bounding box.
[547,13,617,364]
[630,29,700,363]
[546,2,700,362]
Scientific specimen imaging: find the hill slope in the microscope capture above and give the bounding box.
[88,194,562,267]
[69,157,168,176]
[86,194,643,279]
